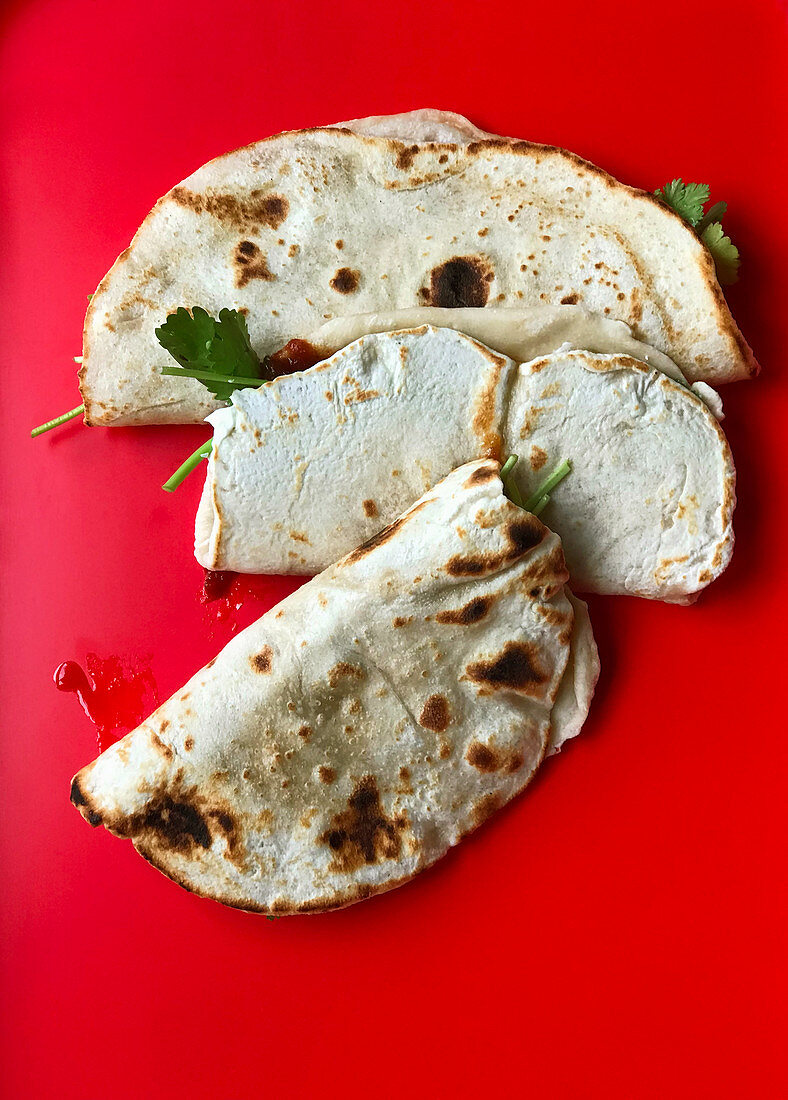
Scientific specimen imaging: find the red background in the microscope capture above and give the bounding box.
[1,1,786,1096]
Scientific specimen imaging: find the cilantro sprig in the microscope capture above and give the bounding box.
[155,306,271,402]
[500,455,571,516]
[653,178,740,285]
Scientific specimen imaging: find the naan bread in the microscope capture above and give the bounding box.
[80,111,756,425]
[196,326,735,602]
[71,460,599,914]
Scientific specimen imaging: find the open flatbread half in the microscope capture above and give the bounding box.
[196,326,735,602]
[79,111,756,426]
[71,460,599,914]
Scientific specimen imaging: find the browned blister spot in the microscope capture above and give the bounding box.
[319,766,336,784]
[171,187,289,231]
[233,240,275,289]
[70,776,102,826]
[560,292,580,304]
[423,256,493,308]
[446,514,545,577]
[343,502,426,564]
[327,662,366,688]
[297,725,312,741]
[330,267,360,294]
[150,731,174,761]
[466,740,525,773]
[465,641,547,694]
[395,144,419,170]
[397,766,413,794]
[392,616,412,628]
[465,464,498,487]
[319,776,405,873]
[436,595,494,625]
[419,694,451,732]
[530,445,547,471]
[362,499,378,518]
[251,646,273,674]
[184,736,194,752]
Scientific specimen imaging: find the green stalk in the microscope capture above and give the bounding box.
[160,366,264,387]
[499,454,524,508]
[524,460,572,513]
[531,494,550,517]
[31,404,85,437]
[162,439,212,493]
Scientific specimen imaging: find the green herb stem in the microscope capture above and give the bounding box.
[162,439,212,493]
[531,494,550,517]
[30,404,85,437]
[524,460,572,513]
[160,366,263,388]
[500,455,518,479]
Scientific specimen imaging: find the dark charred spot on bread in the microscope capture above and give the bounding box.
[392,616,412,627]
[445,514,544,577]
[506,515,545,555]
[466,741,525,773]
[320,776,404,872]
[419,693,451,732]
[465,641,547,694]
[330,267,360,294]
[471,792,502,827]
[297,724,312,741]
[319,766,336,784]
[343,501,426,564]
[150,731,174,761]
[465,464,498,486]
[536,603,572,628]
[335,239,344,249]
[70,777,102,826]
[233,241,275,288]
[436,595,493,625]
[170,187,289,231]
[521,545,568,596]
[251,646,273,674]
[424,256,493,308]
[362,499,378,518]
[395,144,419,170]
[327,662,366,688]
[130,794,211,854]
[465,741,499,772]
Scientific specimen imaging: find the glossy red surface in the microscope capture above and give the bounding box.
[1,2,787,1096]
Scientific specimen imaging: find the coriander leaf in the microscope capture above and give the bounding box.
[653,178,710,227]
[155,306,265,403]
[701,222,740,285]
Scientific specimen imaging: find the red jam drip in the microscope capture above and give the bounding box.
[202,569,237,602]
[54,654,158,754]
[264,338,325,376]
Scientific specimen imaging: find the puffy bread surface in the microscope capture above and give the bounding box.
[72,460,598,914]
[196,326,735,602]
[80,112,756,425]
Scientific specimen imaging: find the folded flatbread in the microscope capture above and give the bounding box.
[80,110,757,426]
[196,326,735,602]
[71,460,599,914]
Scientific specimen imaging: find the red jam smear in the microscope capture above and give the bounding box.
[264,338,325,376]
[55,654,158,754]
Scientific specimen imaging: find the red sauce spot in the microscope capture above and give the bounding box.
[202,569,237,602]
[55,655,158,754]
[264,339,325,376]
